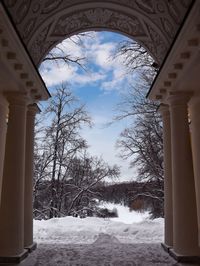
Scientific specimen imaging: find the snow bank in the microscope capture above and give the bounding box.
[34,216,164,244]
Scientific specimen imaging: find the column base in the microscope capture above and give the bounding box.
[161,242,172,253]
[169,248,200,263]
[0,249,28,264]
[25,242,37,253]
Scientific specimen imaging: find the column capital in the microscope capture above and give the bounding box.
[4,92,28,106]
[167,91,193,106]
[27,104,41,116]
[158,104,170,117]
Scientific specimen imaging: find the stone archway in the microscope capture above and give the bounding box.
[3,0,192,65]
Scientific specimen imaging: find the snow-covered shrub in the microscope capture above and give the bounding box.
[96,208,118,218]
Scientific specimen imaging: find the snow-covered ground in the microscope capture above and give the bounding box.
[23,204,179,265]
[34,204,163,244]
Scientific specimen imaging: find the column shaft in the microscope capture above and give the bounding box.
[24,104,39,249]
[169,92,199,255]
[159,104,173,247]
[0,95,8,205]
[0,94,27,256]
[189,97,200,245]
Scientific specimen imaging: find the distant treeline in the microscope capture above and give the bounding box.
[33,178,163,220]
[95,180,164,219]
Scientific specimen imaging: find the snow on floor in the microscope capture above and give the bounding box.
[27,242,177,266]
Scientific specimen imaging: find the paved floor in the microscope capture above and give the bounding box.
[0,235,199,266]
[1,243,198,266]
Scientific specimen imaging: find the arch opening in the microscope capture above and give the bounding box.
[36,30,162,222]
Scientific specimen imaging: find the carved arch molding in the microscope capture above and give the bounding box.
[3,0,193,66]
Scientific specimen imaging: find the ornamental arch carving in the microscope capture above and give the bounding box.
[3,0,193,66]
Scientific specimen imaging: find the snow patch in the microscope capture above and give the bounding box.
[99,202,149,224]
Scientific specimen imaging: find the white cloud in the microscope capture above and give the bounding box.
[54,32,116,71]
[89,42,116,70]
[40,61,106,88]
[73,71,106,85]
[40,31,133,93]
[100,67,129,92]
[40,64,77,87]
[60,39,84,58]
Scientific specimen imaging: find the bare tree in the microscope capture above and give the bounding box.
[116,72,163,181]
[33,83,91,219]
[112,43,164,217]
[117,114,163,184]
[66,153,120,217]
[112,40,159,73]
[33,83,120,219]
[42,33,94,70]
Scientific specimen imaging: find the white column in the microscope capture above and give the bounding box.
[168,91,199,256]
[0,94,8,206]
[189,96,200,246]
[0,93,28,258]
[24,104,40,250]
[159,104,173,248]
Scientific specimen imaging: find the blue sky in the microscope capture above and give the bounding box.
[39,31,137,181]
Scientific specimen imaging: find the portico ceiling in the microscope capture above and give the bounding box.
[0,3,50,103]
[2,0,193,66]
